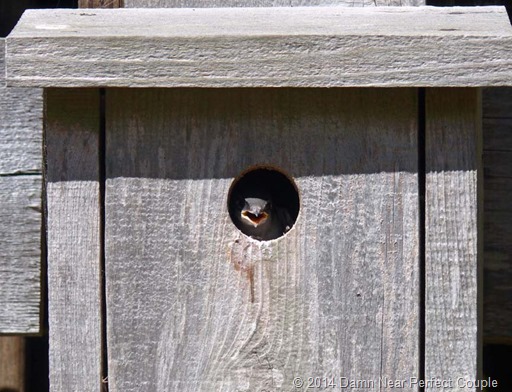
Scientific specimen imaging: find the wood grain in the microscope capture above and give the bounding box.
[482,88,512,340]
[124,0,424,7]
[104,88,419,391]
[0,38,42,334]
[0,39,42,175]
[483,151,512,179]
[0,176,41,334]
[484,176,512,341]
[45,88,102,392]
[483,118,512,152]
[6,7,511,88]
[425,88,481,389]
[483,87,512,119]
[79,0,122,7]
[0,336,25,392]
[0,86,43,175]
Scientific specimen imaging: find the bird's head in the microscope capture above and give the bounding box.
[241,197,271,227]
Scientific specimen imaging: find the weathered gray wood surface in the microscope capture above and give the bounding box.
[6,7,512,88]
[425,88,481,389]
[79,0,122,7]
[104,88,419,391]
[0,176,42,334]
[0,85,42,174]
[0,38,42,334]
[482,87,512,342]
[46,89,102,392]
[125,0,424,7]
[0,41,41,175]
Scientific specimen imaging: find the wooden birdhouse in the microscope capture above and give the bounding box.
[5,5,512,391]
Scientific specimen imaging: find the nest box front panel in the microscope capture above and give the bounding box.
[104,88,419,391]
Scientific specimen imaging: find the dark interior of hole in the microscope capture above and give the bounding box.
[228,168,300,240]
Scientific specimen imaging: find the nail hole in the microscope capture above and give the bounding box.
[228,166,300,241]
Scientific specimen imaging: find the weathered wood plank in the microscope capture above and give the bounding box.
[483,151,512,179]
[6,7,511,88]
[1,39,43,175]
[0,87,43,175]
[483,87,512,118]
[484,177,512,341]
[0,336,25,392]
[124,0,424,7]
[0,176,41,334]
[425,88,481,389]
[45,88,102,392]
[79,0,122,7]
[483,118,512,152]
[105,88,419,391]
[482,96,512,341]
[0,38,42,334]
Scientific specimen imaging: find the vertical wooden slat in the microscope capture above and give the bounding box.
[104,88,419,391]
[45,89,102,392]
[0,336,25,392]
[425,88,482,389]
[482,87,512,342]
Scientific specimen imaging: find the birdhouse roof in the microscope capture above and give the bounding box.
[5,6,512,87]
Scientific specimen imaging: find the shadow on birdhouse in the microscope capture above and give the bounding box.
[228,166,300,241]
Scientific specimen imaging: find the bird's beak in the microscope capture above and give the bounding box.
[241,210,269,226]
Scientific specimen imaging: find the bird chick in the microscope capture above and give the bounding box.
[239,197,282,241]
[241,198,270,227]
